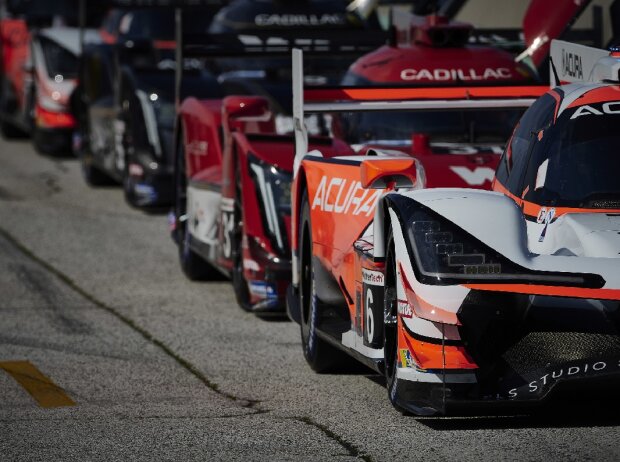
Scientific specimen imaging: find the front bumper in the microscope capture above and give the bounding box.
[244,236,291,313]
[33,127,73,155]
[126,158,174,208]
[397,291,620,415]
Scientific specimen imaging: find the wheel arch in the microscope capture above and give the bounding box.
[291,165,308,288]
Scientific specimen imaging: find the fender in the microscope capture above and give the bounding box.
[178,97,223,180]
[391,189,619,290]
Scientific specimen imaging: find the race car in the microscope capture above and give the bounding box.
[287,43,620,415]
[0,0,101,151]
[336,13,542,189]
[74,2,222,207]
[171,1,385,312]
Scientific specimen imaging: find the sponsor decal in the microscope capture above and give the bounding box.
[570,101,620,119]
[562,49,583,80]
[311,176,382,217]
[506,358,620,399]
[400,68,512,82]
[399,349,415,368]
[450,166,495,186]
[255,14,346,27]
[536,207,555,224]
[134,184,156,199]
[243,258,260,272]
[362,276,384,348]
[187,140,209,156]
[398,300,412,319]
[362,268,384,286]
[249,281,277,300]
[537,207,555,242]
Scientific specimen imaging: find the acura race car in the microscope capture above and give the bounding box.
[286,44,619,415]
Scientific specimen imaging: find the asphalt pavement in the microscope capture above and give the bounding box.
[0,136,619,461]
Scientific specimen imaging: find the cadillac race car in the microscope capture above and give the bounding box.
[285,47,617,415]
[337,13,539,189]
[172,20,385,312]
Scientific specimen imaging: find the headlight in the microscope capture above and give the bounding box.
[409,208,503,279]
[405,205,596,286]
[248,155,292,255]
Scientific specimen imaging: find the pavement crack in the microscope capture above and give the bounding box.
[294,416,373,461]
[0,227,261,412]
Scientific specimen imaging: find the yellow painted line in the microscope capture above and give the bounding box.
[0,361,76,408]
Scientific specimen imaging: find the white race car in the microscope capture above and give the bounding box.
[288,42,620,415]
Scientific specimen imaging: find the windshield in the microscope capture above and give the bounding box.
[40,36,78,79]
[336,109,524,145]
[119,10,212,41]
[523,105,620,208]
[136,71,222,101]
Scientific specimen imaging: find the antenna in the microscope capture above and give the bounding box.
[292,48,308,177]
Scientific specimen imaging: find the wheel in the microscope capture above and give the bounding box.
[0,78,26,139]
[78,117,114,186]
[119,108,138,207]
[32,127,46,154]
[174,137,219,280]
[384,229,408,414]
[298,191,347,372]
[118,91,140,207]
[0,118,25,139]
[80,149,114,186]
[232,200,252,311]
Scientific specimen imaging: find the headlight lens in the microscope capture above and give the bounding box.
[248,156,292,255]
[409,209,503,279]
[405,205,597,286]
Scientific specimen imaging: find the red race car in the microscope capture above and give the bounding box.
[172,10,547,314]
[336,13,538,189]
[172,26,384,313]
[0,1,104,152]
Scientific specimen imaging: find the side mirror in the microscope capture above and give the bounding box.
[360,154,424,190]
[223,96,272,123]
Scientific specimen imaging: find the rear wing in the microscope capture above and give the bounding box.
[180,29,388,58]
[549,39,619,85]
[175,20,388,107]
[292,48,548,171]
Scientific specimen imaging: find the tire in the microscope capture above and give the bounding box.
[231,156,251,311]
[298,191,347,372]
[81,150,114,186]
[0,78,26,139]
[384,229,408,414]
[79,118,114,186]
[118,91,139,208]
[232,200,251,311]
[120,109,138,208]
[0,119,25,139]
[174,137,219,281]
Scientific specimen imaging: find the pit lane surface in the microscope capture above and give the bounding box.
[0,137,618,461]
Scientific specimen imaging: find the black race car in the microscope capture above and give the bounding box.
[74,5,222,208]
